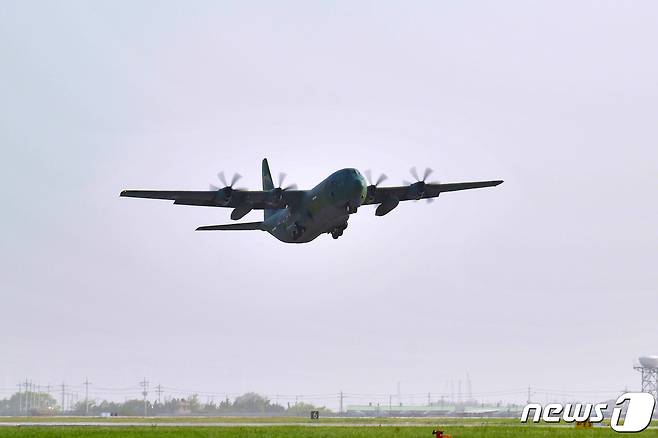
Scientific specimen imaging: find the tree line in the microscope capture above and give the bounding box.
[0,391,332,416]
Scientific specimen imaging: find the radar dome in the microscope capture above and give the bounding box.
[639,356,658,368]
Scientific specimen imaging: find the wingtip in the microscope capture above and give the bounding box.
[496,180,504,186]
[119,190,127,197]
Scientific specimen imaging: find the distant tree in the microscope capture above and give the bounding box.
[285,402,332,416]
[0,392,58,416]
[188,394,201,413]
[232,392,284,414]
[116,399,152,416]
[219,396,232,410]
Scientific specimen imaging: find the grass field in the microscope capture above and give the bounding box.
[0,418,657,437]
[0,425,655,438]
[0,417,523,425]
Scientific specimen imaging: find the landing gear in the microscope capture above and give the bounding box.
[290,222,306,241]
[330,223,348,240]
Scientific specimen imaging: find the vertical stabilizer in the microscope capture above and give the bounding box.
[262,158,276,219]
[262,158,274,190]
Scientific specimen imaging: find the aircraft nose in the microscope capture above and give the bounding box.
[353,170,368,205]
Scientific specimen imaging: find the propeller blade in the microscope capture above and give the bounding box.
[375,173,388,186]
[230,173,242,187]
[426,198,435,204]
[364,169,373,185]
[209,184,220,191]
[217,171,227,187]
[410,166,419,181]
[278,172,287,188]
[284,183,298,190]
[403,180,412,186]
[423,167,433,181]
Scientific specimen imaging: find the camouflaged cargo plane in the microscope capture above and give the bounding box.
[120,159,503,243]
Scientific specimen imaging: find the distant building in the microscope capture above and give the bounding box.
[345,403,520,417]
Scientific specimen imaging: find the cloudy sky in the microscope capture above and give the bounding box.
[1,1,656,407]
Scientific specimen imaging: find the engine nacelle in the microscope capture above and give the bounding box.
[375,196,399,216]
[214,187,232,206]
[231,205,253,220]
[408,181,426,200]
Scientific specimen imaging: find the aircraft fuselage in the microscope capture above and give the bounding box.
[263,168,367,243]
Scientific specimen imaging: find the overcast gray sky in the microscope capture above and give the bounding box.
[1,1,656,407]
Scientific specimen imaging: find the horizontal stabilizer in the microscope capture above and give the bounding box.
[196,222,263,231]
[121,190,214,201]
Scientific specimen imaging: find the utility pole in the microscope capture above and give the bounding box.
[46,385,51,411]
[17,383,22,415]
[427,392,431,406]
[339,390,343,416]
[25,379,30,413]
[155,384,164,405]
[527,385,532,404]
[83,378,92,416]
[139,378,149,417]
[60,383,67,415]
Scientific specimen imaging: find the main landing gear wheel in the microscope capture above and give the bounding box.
[331,223,348,239]
[291,223,306,241]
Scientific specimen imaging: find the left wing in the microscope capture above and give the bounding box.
[119,189,305,210]
[363,180,503,205]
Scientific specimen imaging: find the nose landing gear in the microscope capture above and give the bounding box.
[346,203,358,214]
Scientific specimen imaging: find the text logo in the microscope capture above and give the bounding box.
[521,392,655,433]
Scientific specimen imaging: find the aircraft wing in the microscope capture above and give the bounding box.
[362,180,503,205]
[120,189,306,209]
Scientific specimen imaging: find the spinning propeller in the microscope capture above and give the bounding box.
[270,172,298,203]
[364,169,388,203]
[404,166,440,202]
[209,171,247,206]
[210,171,245,191]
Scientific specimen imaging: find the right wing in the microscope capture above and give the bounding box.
[362,180,504,205]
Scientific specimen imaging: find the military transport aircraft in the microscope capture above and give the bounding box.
[120,159,502,243]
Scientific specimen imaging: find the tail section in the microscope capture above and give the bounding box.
[262,158,276,220]
[262,158,274,190]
